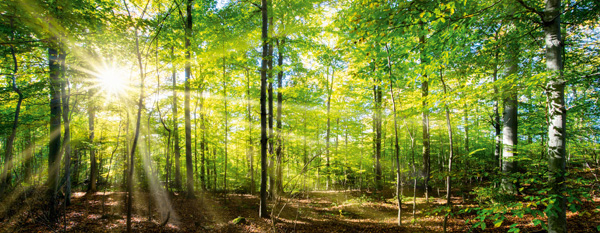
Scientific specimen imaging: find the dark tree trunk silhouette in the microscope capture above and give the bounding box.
[126,3,146,230]
[259,0,269,218]
[47,44,62,221]
[275,38,284,195]
[247,69,255,194]
[420,35,430,202]
[326,67,333,190]
[184,0,195,198]
[373,73,382,191]
[0,35,22,194]
[267,14,275,198]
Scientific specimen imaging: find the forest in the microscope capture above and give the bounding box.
[0,0,599,232]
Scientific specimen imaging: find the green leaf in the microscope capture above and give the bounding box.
[494,219,503,227]
[508,227,520,233]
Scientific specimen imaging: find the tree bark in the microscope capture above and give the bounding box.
[420,35,431,202]
[247,69,254,194]
[0,38,22,194]
[173,49,182,190]
[385,46,402,226]
[60,52,72,206]
[543,0,567,231]
[88,89,97,193]
[501,40,519,194]
[47,44,62,221]
[184,0,195,198]
[326,66,333,190]
[223,57,228,195]
[201,95,206,191]
[126,3,146,230]
[267,14,275,198]
[440,71,453,233]
[373,73,382,191]
[493,50,501,170]
[259,0,269,218]
[275,38,284,195]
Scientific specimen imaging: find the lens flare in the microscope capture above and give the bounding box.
[96,67,127,97]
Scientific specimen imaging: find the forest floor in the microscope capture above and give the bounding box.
[1,186,599,232]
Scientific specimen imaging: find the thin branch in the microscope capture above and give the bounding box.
[515,0,545,21]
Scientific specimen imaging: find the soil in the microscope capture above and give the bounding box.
[0,188,598,232]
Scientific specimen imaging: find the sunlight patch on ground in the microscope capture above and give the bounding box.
[71,192,86,198]
[87,214,101,220]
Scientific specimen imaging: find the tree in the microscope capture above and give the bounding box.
[385,44,402,226]
[275,38,284,195]
[88,89,97,193]
[542,0,567,231]
[373,67,382,191]
[440,71,454,233]
[124,0,148,230]
[420,35,431,202]
[60,52,72,205]
[173,47,182,191]
[184,0,195,198]
[325,66,333,190]
[0,25,22,194]
[259,0,269,218]
[47,40,62,221]
[501,38,519,194]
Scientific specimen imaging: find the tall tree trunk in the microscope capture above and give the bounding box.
[60,52,72,206]
[464,104,469,153]
[184,0,195,198]
[326,66,333,190]
[200,95,206,191]
[544,0,567,231]
[373,74,382,191]
[88,89,97,193]
[501,40,519,194]
[48,44,62,221]
[127,88,143,233]
[173,50,181,191]
[223,57,228,195]
[123,111,130,189]
[247,70,254,194]
[166,133,171,190]
[385,46,402,226]
[493,50,501,170]
[126,9,146,230]
[420,35,431,202]
[303,118,308,192]
[194,102,199,189]
[440,71,454,233]
[275,38,284,195]
[267,14,275,198]
[24,131,33,184]
[0,37,23,194]
[212,147,217,192]
[259,0,269,218]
